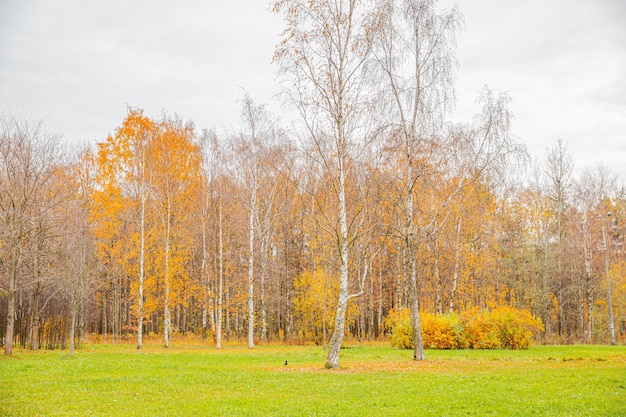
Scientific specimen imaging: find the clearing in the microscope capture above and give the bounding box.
[1,343,625,416]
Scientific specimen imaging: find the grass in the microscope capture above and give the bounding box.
[1,342,625,416]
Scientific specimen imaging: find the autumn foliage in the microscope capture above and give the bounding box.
[385,307,544,350]
[2,0,625,358]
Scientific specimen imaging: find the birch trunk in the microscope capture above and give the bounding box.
[325,160,349,369]
[259,208,271,342]
[247,186,256,349]
[216,196,224,348]
[602,223,616,345]
[449,216,462,313]
[407,163,425,361]
[137,172,146,350]
[433,238,442,314]
[163,196,172,348]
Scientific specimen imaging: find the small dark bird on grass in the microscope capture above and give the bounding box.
[284,360,288,365]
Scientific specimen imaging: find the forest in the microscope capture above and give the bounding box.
[1,0,624,367]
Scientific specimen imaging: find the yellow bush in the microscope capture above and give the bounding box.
[420,313,459,349]
[461,308,501,349]
[384,306,544,350]
[384,308,413,349]
[490,306,544,349]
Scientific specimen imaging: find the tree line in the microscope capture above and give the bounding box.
[1,0,623,366]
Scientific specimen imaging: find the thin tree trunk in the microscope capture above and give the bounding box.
[163,197,172,348]
[201,202,209,341]
[542,235,551,336]
[322,271,327,350]
[202,291,208,341]
[449,216,462,314]
[433,238,442,315]
[260,229,269,343]
[4,265,16,356]
[69,306,77,357]
[602,223,616,345]
[377,266,383,338]
[225,289,230,341]
[102,290,107,343]
[30,282,41,351]
[260,267,267,343]
[216,196,224,348]
[408,257,425,360]
[582,212,593,343]
[247,187,256,349]
[137,178,146,350]
[79,301,86,349]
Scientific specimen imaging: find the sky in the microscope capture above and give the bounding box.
[1,0,625,178]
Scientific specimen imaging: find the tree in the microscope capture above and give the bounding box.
[198,130,223,346]
[149,115,202,348]
[120,111,154,350]
[544,140,574,337]
[110,108,155,350]
[370,0,525,359]
[274,0,380,368]
[56,148,97,356]
[230,92,275,348]
[371,0,462,360]
[0,115,61,356]
[585,164,617,345]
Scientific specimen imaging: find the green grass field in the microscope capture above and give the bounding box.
[1,342,625,416]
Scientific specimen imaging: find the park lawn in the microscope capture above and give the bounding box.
[1,343,625,416]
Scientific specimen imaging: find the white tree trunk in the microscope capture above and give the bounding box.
[137,174,145,350]
[216,196,224,349]
[602,223,616,345]
[449,216,462,314]
[163,197,172,348]
[407,165,425,361]
[247,187,256,349]
[325,162,349,369]
[260,212,270,343]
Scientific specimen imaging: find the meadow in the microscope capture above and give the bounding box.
[1,342,625,416]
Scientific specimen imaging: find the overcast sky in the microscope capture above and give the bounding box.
[1,0,625,178]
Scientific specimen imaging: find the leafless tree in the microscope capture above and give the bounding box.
[56,148,97,356]
[545,139,574,337]
[0,114,62,355]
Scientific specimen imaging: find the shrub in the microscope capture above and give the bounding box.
[384,306,544,350]
[420,313,459,349]
[490,306,544,349]
[461,308,501,349]
[384,308,413,349]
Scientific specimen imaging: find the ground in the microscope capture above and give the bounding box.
[2,342,625,416]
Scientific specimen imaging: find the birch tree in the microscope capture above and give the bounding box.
[117,110,154,350]
[229,92,282,348]
[373,0,525,359]
[149,115,202,348]
[274,0,379,368]
[371,0,462,360]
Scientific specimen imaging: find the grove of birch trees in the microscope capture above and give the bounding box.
[1,0,624,364]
